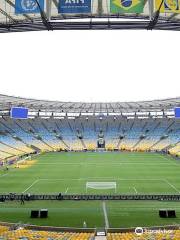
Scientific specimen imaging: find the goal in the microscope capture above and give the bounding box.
[16,155,32,168]
[86,182,117,193]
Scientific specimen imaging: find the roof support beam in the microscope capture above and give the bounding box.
[0,8,17,23]
[147,0,164,30]
[35,0,53,30]
[148,0,154,20]
[52,0,58,8]
[46,0,52,21]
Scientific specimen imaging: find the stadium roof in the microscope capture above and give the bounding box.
[0,94,180,114]
[1,0,180,32]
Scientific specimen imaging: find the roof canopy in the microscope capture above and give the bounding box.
[0,94,180,114]
[1,0,180,32]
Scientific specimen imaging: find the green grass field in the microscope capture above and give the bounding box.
[0,152,180,228]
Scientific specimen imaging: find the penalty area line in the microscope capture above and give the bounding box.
[22,179,39,193]
[133,187,138,194]
[164,179,180,194]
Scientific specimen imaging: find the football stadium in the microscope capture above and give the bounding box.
[0,94,180,239]
[1,0,180,32]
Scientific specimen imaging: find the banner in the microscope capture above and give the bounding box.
[155,0,180,13]
[110,0,144,13]
[15,0,44,14]
[58,0,91,13]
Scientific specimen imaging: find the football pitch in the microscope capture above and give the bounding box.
[0,151,180,228]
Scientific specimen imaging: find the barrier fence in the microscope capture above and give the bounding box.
[1,194,180,201]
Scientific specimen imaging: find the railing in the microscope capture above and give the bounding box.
[1,194,180,201]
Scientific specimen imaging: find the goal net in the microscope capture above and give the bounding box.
[86,182,117,193]
[16,156,32,168]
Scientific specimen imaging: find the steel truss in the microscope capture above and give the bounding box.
[1,18,180,33]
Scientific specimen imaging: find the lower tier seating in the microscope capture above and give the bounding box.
[107,230,180,240]
[0,227,95,240]
[1,226,180,240]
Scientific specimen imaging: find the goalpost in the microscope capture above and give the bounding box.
[24,156,32,161]
[16,155,32,168]
[86,182,117,193]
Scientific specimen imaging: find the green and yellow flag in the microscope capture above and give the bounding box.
[110,0,144,13]
[155,0,180,13]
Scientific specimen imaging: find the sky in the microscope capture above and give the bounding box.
[0,30,179,103]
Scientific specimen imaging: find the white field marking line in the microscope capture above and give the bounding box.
[40,178,81,181]
[34,162,174,165]
[102,201,109,229]
[22,178,175,194]
[22,179,39,193]
[133,187,138,194]
[38,178,167,182]
[163,179,180,194]
[158,154,178,166]
[38,178,167,181]
[35,163,83,165]
[0,173,8,177]
[34,160,167,163]
[82,178,167,181]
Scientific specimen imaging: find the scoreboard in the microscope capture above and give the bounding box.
[10,107,28,119]
[175,108,180,118]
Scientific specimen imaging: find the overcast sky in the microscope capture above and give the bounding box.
[0,30,179,102]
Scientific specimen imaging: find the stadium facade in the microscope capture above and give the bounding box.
[0,94,179,160]
[1,0,180,32]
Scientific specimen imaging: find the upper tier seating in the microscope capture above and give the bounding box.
[0,117,179,159]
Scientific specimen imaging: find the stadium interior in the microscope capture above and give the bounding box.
[0,94,180,239]
[0,95,179,158]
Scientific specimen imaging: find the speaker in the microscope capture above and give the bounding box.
[31,210,39,218]
[159,210,167,218]
[167,210,176,218]
[40,209,48,218]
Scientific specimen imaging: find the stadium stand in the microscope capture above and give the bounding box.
[0,95,179,160]
[0,117,179,159]
[1,225,180,240]
[0,226,95,240]
[107,230,180,240]
[0,95,179,238]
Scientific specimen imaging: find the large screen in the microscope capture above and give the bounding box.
[10,107,28,119]
[175,107,180,118]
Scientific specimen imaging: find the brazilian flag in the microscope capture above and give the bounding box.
[110,0,145,13]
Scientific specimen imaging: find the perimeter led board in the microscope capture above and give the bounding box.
[175,108,180,118]
[10,107,28,119]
